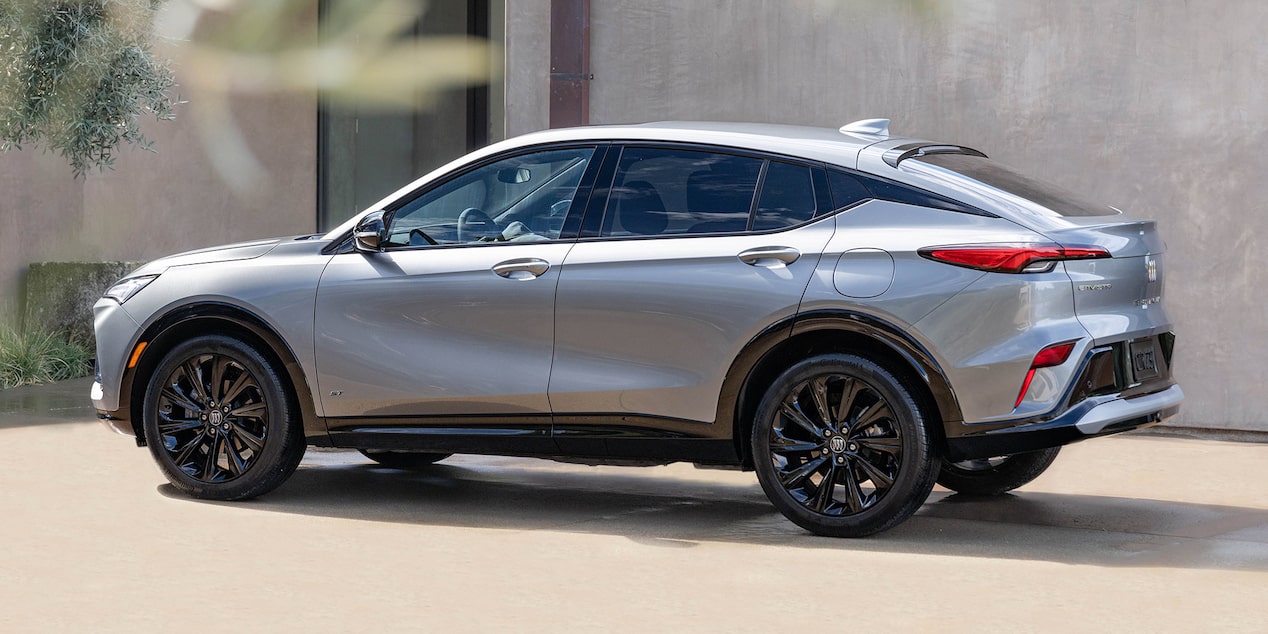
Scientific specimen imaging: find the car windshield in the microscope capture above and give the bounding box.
[912,154,1119,217]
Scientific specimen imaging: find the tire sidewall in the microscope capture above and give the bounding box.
[751,353,936,537]
[937,447,1061,496]
[142,334,300,500]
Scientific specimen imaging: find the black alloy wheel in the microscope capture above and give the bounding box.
[143,335,305,500]
[753,354,937,537]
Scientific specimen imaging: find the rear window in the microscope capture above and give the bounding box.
[913,154,1119,217]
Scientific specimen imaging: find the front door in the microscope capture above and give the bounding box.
[314,146,599,435]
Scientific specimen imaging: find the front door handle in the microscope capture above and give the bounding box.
[492,258,551,280]
[738,246,800,267]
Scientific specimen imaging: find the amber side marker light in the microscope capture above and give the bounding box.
[1015,341,1078,408]
[127,342,148,369]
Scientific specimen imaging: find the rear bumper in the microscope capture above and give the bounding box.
[945,384,1182,461]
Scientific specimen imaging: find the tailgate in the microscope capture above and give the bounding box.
[1048,220,1171,342]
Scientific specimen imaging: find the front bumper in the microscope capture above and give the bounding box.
[91,297,144,437]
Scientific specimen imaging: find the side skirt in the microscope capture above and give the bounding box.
[323,415,742,466]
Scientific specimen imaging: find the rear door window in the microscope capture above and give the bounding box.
[601,147,762,237]
[753,161,817,230]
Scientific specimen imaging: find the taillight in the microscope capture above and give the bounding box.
[918,244,1110,273]
[1014,341,1078,408]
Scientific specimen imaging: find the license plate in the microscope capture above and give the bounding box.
[1130,339,1159,381]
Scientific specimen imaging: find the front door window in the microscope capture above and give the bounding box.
[387,147,597,246]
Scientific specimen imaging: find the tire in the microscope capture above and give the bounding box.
[751,354,938,537]
[142,334,306,501]
[936,447,1061,496]
[358,449,452,469]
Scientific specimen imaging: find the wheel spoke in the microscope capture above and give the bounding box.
[182,359,209,404]
[770,437,823,454]
[230,423,264,453]
[834,377,862,424]
[853,455,895,489]
[778,455,828,489]
[203,433,221,480]
[230,402,267,418]
[161,387,201,414]
[221,370,252,405]
[809,376,834,427]
[811,462,838,512]
[850,401,893,435]
[158,415,203,434]
[208,355,228,401]
[780,398,822,437]
[223,438,248,476]
[840,464,867,512]
[856,435,902,456]
[173,430,207,467]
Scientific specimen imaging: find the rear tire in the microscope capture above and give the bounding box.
[751,354,938,537]
[358,449,452,469]
[142,334,306,501]
[936,447,1061,496]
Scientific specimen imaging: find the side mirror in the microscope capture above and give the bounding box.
[354,211,389,253]
[497,167,531,184]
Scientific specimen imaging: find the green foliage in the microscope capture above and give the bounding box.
[0,326,92,389]
[0,0,178,177]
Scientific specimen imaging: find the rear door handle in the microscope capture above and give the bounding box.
[492,258,551,280]
[738,246,800,267]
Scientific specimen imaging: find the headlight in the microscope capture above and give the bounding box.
[103,275,159,304]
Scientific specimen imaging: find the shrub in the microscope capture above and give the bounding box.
[0,326,92,389]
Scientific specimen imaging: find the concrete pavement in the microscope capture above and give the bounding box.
[2,378,1266,632]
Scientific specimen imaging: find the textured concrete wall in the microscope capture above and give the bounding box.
[579,0,1267,431]
[504,0,551,136]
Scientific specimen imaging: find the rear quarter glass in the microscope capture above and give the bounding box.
[911,154,1118,217]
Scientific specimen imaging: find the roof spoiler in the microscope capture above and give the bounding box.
[883,143,988,168]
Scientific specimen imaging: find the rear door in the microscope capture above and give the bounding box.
[549,145,836,446]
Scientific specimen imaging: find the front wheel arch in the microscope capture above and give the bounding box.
[126,304,322,446]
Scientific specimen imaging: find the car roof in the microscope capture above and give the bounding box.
[506,121,884,166]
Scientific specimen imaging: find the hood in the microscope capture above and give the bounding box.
[129,238,287,276]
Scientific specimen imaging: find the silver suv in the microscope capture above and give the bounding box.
[92,120,1182,536]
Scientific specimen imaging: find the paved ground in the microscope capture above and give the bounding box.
[2,378,1267,632]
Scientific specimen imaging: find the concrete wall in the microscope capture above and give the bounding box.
[0,19,317,327]
[504,0,1268,431]
[504,0,552,136]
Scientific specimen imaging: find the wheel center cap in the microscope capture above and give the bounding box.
[208,410,224,426]
[829,436,846,453]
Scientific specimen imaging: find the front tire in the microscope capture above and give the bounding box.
[751,354,937,537]
[142,334,306,501]
[936,447,1061,496]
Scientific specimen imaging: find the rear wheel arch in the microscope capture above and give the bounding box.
[125,303,323,445]
[723,311,962,468]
